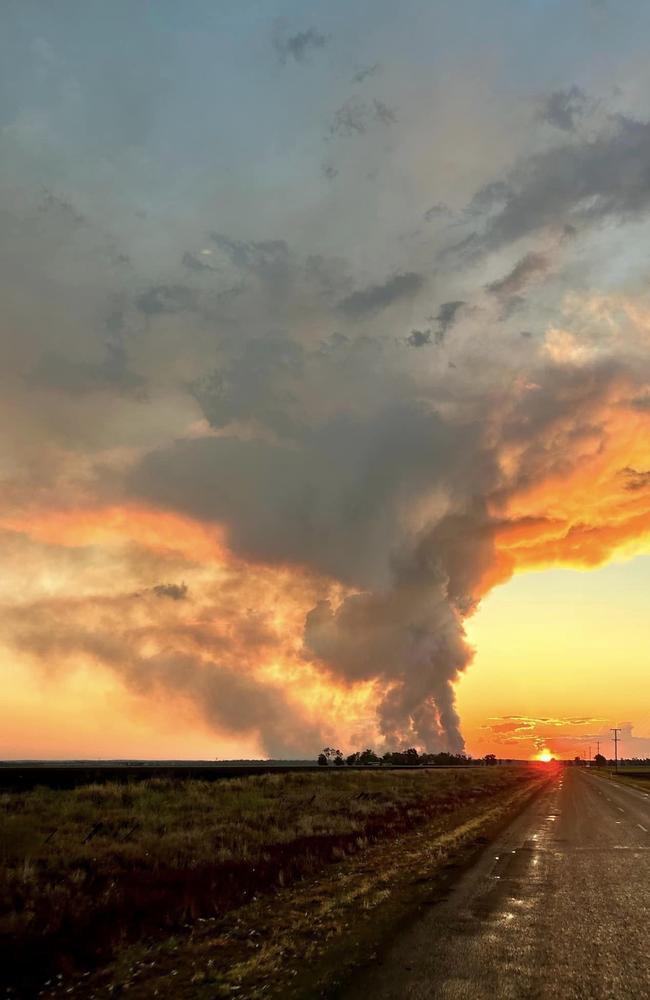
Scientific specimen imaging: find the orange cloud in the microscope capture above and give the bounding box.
[494,389,650,575]
[0,505,228,564]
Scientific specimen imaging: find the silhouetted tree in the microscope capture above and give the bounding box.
[317,752,328,766]
[320,747,344,765]
[594,753,606,768]
[484,753,497,766]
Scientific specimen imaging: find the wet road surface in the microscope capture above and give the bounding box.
[338,769,650,999]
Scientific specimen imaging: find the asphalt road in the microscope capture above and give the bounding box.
[338,768,650,999]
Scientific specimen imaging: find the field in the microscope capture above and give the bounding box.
[0,766,547,998]
[611,766,650,792]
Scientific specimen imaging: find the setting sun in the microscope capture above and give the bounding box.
[536,750,554,763]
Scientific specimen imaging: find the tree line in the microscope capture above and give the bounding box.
[316,747,488,767]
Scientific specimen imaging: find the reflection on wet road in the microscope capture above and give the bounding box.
[338,769,650,999]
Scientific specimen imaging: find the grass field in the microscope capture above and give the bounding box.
[0,766,547,998]
[610,766,650,792]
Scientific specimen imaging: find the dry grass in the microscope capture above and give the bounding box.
[0,767,544,997]
[610,767,650,792]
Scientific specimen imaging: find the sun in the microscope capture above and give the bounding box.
[535,749,554,763]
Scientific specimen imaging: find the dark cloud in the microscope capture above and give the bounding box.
[468,180,512,215]
[210,234,290,282]
[628,393,650,411]
[539,85,588,132]
[182,251,217,273]
[472,114,650,250]
[485,251,549,297]
[431,300,465,340]
[152,582,188,600]
[621,467,650,491]
[190,333,304,434]
[129,404,492,752]
[129,402,475,589]
[406,329,432,348]
[338,272,423,319]
[304,254,352,300]
[274,27,328,64]
[135,284,196,316]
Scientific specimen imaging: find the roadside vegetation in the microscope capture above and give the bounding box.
[608,765,650,792]
[1,766,547,998]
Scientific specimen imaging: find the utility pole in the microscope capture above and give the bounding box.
[611,728,621,772]
[588,744,591,767]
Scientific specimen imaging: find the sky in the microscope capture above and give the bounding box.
[2,0,650,761]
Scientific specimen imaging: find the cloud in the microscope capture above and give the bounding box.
[622,467,650,491]
[135,284,196,316]
[424,203,451,223]
[431,300,465,340]
[210,234,290,282]
[471,113,650,250]
[538,86,588,132]
[352,64,380,85]
[274,26,328,64]
[338,272,423,319]
[28,343,146,398]
[182,251,217,273]
[152,582,188,600]
[406,329,432,348]
[1,532,337,757]
[328,98,397,137]
[5,9,650,763]
[485,252,550,298]
[38,188,85,226]
[189,332,304,434]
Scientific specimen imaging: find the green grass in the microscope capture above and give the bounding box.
[0,767,544,997]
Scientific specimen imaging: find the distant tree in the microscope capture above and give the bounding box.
[346,752,360,766]
[333,750,344,766]
[358,748,380,765]
[594,753,606,768]
[574,756,582,766]
[484,753,497,766]
[317,752,328,766]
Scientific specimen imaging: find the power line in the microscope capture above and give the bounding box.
[611,728,621,773]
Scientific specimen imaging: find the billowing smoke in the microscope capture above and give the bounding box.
[3,5,650,756]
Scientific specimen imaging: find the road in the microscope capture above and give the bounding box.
[337,768,650,999]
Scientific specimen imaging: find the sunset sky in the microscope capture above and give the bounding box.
[2,0,650,761]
